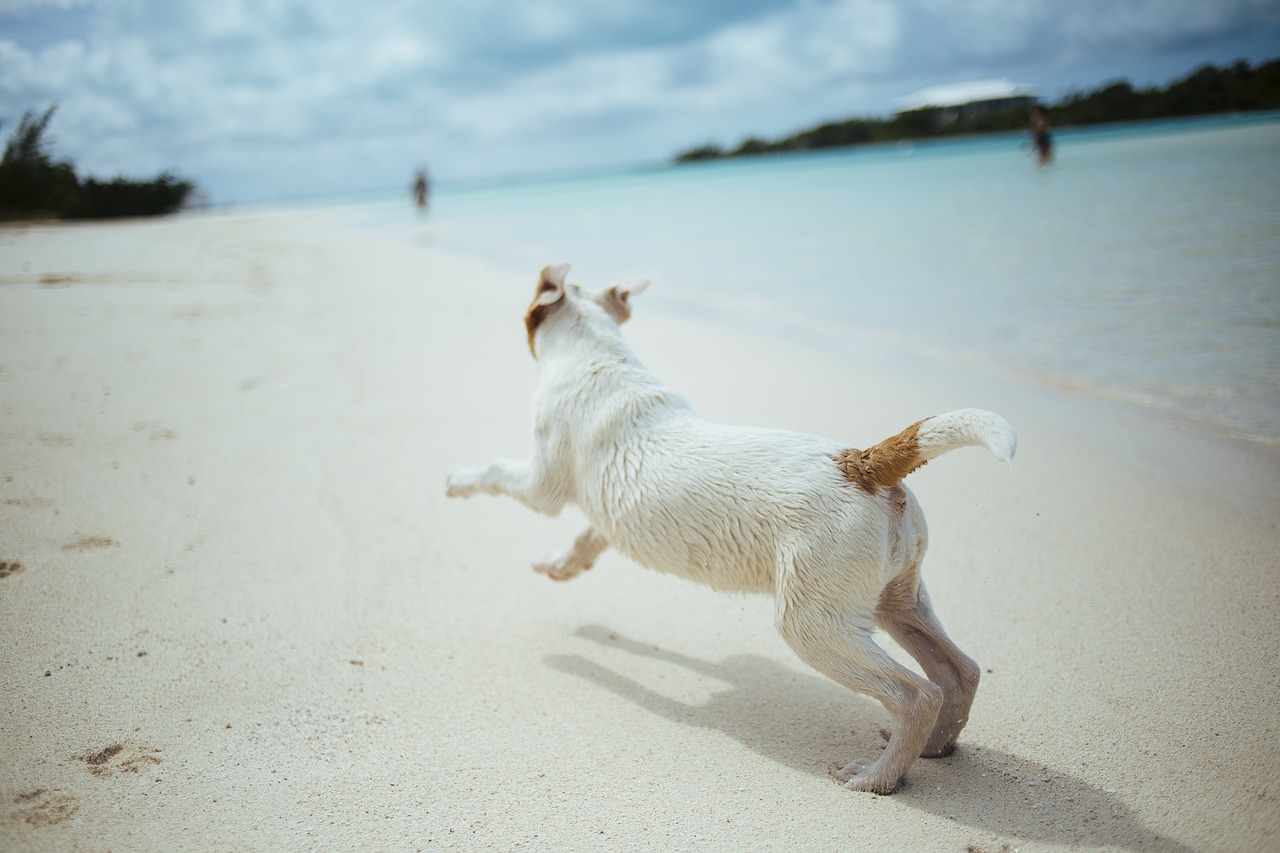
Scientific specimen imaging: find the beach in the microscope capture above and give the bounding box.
[1,211,1278,852]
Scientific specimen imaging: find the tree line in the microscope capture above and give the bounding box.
[0,105,195,221]
[674,57,1280,163]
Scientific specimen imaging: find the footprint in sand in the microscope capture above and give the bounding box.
[132,422,176,441]
[2,498,55,509]
[0,561,23,579]
[61,537,118,552]
[73,742,162,779]
[7,788,79,827]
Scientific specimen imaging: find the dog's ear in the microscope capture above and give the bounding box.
[535,263,571,307]
[598,279,650,324]
[525,263,572,358]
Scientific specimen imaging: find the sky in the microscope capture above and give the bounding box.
[2,0,1278,204]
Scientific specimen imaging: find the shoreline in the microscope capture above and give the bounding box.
[649,281,1280,453]
[2,212,1277,851]
[298,113,1280,449]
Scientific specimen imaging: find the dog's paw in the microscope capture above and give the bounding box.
[445,468,482,499]
[920,738,957,759]
[836,759,901,795]
[533,551,588,582]
[834,758,873,784]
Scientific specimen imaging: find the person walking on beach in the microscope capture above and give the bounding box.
[1029,105,1053,166]
[413,168,430,213]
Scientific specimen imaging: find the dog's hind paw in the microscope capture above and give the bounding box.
[836,759,901,795]
[533,551,588,582]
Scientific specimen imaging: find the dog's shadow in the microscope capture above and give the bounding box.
[546,625,1191,853]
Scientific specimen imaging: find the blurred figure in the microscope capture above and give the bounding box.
[412,168,430,212]
[1029,105,1053,166]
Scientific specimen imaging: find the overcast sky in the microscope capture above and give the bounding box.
[2,0,1278,203]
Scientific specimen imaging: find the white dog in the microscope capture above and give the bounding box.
[446,264,1016,794]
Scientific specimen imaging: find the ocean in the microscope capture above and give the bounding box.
[330,113,1280,444]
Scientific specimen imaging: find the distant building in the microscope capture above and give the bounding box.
[892,79,1040,123]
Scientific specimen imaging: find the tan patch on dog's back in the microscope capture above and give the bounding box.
[885,484,908,519]
[834,419,928,492]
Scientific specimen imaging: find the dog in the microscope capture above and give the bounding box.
[446,263,1016,794]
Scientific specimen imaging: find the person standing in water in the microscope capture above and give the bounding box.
[413,168,430,213]
[1029,105,1053,166]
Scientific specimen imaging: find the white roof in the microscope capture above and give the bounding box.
[893,79,1039,112]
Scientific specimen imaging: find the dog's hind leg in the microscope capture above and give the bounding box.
[533,526,609,581]
[776,592,942,794]
[875,575,981,758]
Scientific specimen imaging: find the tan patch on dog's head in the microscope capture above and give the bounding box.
[524,263,571,357]
[834,419,929,492]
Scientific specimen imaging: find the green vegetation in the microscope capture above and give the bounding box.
[0,105,195,221]
[675,58,1280,163]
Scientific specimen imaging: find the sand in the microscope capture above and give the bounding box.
[1,211,1277,852]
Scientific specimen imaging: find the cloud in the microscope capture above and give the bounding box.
[0,0,88,11]
[896,0,1280,73]
[1,0,1277,202]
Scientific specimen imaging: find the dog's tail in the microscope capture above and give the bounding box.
[835,408,1016,492]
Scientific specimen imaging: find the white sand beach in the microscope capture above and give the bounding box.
[1,212,1278,852]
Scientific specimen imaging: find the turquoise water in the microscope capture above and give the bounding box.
[340,114,1280,443]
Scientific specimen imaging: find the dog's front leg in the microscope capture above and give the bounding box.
[534,526,610,581]
[445,457,569,516]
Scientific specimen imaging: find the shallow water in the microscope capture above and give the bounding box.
[337,114,1280,443]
